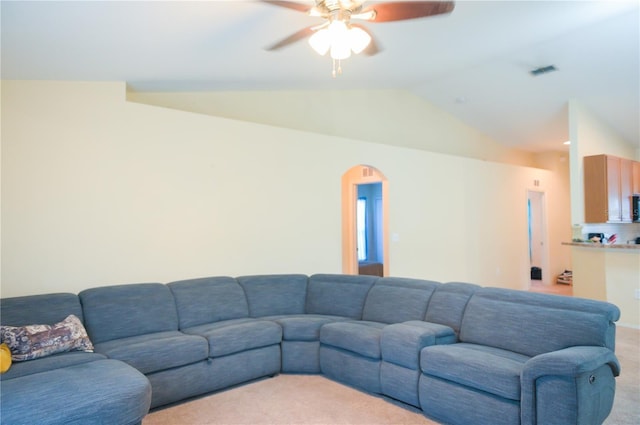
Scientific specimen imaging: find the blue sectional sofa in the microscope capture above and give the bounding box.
[0,274,621,425]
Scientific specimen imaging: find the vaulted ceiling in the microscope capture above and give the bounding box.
[2,1,638,153]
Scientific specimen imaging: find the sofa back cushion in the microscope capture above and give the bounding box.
[1,293,84,327]
[306,274,378,319]
[362,277,440,323]
[79,283,178,344]
[237,274,308,317]
[168,276,249,328]
[425,282,480,335]
[460,287,620,357]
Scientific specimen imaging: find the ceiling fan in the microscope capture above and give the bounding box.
[264,1,455,76]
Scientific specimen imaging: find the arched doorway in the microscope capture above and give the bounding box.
[342,165,389,276]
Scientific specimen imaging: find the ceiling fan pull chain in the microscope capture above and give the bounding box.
[332,59,343,78]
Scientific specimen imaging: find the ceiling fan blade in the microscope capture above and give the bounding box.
[363,37,381,56]
[265,26,316,51]
[350,24,381,56]
[363,1,455,22]
[261,1,312,13]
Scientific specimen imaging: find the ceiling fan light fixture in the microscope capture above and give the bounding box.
[309,28,331,55]
[310,19,368,60]
[330,41,352,60]
[348,26,371,54]
[328,19,349,42]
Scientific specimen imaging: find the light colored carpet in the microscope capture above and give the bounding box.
[604,326,640,425]
[144,327,639,425]
[143,374,436,425]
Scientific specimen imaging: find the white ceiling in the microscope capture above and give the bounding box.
[2,0,638,153]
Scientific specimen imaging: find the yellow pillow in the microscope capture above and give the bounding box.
[0,343,12,373]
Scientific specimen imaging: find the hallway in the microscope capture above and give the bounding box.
[529,280,573,296]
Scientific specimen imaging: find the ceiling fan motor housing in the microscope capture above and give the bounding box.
[319,0,361,13]
[316,0,364,22]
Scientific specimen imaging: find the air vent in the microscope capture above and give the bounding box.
[530,65,557,76]
[362,167,374,177]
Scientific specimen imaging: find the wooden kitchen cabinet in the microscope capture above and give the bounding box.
[584,154,635,223]
[633,161,640,194]
[620,158,633,221]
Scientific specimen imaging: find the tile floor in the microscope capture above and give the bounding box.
[529,279,573,296]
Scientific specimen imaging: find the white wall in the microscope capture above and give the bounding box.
[1,80,553,297]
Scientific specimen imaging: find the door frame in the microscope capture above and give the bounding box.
[527,189,550,285]
[342,165,389,275]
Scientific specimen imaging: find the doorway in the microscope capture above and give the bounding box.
[342,165,389,276]
[527,190,548,285]
[356,183,384,275]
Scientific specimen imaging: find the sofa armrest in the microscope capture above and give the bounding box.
[523,346,620,379]
[381,321,456,369]
[521,346,620,425]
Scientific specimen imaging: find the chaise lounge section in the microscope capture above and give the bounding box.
[0,293,151,425]
[1,273,621,425]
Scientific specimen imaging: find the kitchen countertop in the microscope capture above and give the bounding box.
[562,241,640,250]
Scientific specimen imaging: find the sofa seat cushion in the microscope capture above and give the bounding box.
[320,321,386,359]
[421,343,530,401]
[183,319,282,358]
[0,351,106,381]
[0,359,151,425]
[381,321,456,369]
[270,315,350,341]
[94,331,208,375]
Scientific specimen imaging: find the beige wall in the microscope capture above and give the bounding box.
[605,250,640,328]
[568,100,639,225]
[133,89,572,285]
[533,151,573,279]
[2,80,554,298]
[129,90,537,167]
[572,247,640,328]
[567,100,640,328]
